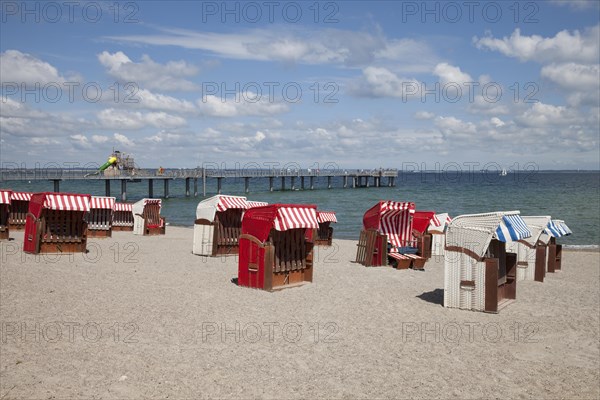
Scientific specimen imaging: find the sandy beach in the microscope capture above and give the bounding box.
[1,226,598,399]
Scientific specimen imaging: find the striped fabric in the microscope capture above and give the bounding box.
[90,196,116,209]
[429,213,452,231]
[216,195,248,212]
[43,194,90,212]
[0,190,12,204]
[546,220,572,237]
[380,202,416,248]
[558,221,572,236]
[11,192,32,201]
[274,206,319,231]
[144,199,162,207]
[495,215,532,242]
[114,202,133,212]
[247,201,268,208]
[316,211,337,223]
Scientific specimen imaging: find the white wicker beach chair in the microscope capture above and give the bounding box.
[505,216,551,282]
[444,211,532,313]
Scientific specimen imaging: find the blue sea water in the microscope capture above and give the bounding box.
[2,171,598,247]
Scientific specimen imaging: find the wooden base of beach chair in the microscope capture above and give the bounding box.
[144,226,165,236]
[314,226,333,246]
[0,229,9,240]
[39,241,87,254]
[483,251,517,313]
[88,229,112,238]
[417,234,432,259]
[113,225,134,232]
[356,229,387,266]
[389,252,411,269]
[547,243,561,273]
[409,254,426,270]
[534,244,546,282]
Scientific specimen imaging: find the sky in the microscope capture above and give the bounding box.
[1,0,599,171]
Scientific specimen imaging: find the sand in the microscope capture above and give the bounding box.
[1,226,598,399]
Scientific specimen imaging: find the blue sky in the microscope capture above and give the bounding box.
[1,0,599,170]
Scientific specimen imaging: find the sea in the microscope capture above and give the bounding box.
[2,171,599,248]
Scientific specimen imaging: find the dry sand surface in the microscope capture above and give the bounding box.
[1,226,599,399]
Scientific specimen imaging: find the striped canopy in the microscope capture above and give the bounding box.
[90,196,116,209]
[247,201,268,208]
[274,206,319,231]
[495,215,532,242]
[0,190,12,205]
[114,202,133,212]
[545,220,572,237]
[11,191,32,201]
[216,195,249,212]
[43,194,90,212]
[316,211,337,223]
[363,201,416,249]
[430,213,452,231]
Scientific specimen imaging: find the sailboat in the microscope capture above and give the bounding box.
[500,168,508,176]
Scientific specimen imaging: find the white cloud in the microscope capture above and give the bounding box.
[0,50,74,86]
[490,117,505,127]
[541,63,600,106]
[353,66,421,98]
[97,108,187,129]
[106,27,438,70]
[414,111,435,120]
[474,25,599,64]
[91,135,109,143]
[69,134,91,149]
[197,93,289,117]
[114,133,134,147]
[98,51,199,91]
[514,102,580,128]
[433,63,473,85]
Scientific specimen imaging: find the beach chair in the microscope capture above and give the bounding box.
[9,191,32,231]
[444,211,532,313]
[505,216,551,282]
[413,211,435,260]
[357,200,426,270]
[193,194,250,256]
[238,204,318,291]
[314,211,337,246]
[112,202,134,231]
[0,190,12,240]
[87,196,116,238]
[543,219,572,273]
[428,213,452,257]
[133,199,166,236]
[23,192,91,254]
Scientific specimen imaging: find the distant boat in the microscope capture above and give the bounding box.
[500,168,508,176]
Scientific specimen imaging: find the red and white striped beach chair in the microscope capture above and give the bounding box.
[193,194,252,256]
[238,204,318,291]
[113,202,134,231]
[314,211,337,246]
[133,199,166,236]
[9,191,32,231]
[87,196,116,238]
[357,200,425,270]
[413,211,436,260]
[23,192,91,254]
[0,190,12,240]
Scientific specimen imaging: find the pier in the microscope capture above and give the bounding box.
[0,168,398,201]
